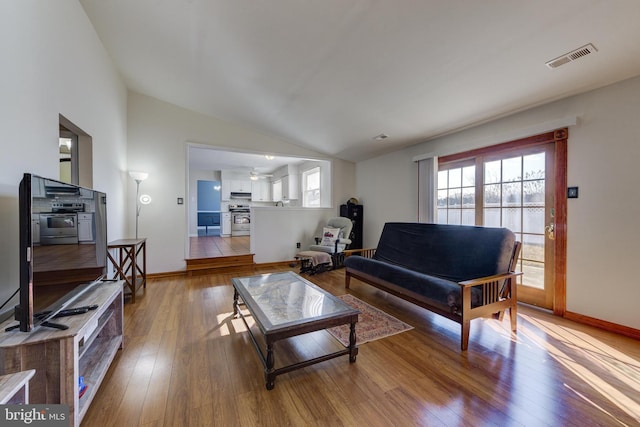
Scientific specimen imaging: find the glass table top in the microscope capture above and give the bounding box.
[232,271,358,331]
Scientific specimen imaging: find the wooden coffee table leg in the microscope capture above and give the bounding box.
[349,321,358,362]
[265,343,275,390]
[232,288,238,315]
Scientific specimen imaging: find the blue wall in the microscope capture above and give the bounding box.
[197,180,221,211]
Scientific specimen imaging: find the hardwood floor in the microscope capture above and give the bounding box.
[83,266,640,426]
[189,235,250,259]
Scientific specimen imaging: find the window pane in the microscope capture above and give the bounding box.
[437,209,447,223]
[448,168,462,188]
[502,207,522,232]
[524,179,545,206]
[448,209,461,225]
[462,165,475,186]
[502,157,521,182]
[522,261,544,289]
[462,187,475,208]
[437,189,448,207]
[502,182,522,206]
[306,171,319,190]
[522,233,544,263]
[461,209,475,225]
[484,184,501,207]
[484,208,501,227]
[484,160,501,184]
[523,153,545,180]
[437,170,448,189]
[448,189,462,208]
[523,207,544,233]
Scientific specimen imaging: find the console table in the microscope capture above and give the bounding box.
[108,238,147,303]
[0,281,124,427]
[0,369,35,404]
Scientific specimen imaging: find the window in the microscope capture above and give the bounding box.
[437,163,476,225]
[302,167,320,207]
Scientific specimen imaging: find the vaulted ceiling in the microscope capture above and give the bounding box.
[80,0,640,162]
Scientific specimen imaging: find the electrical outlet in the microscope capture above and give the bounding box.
[296,242,301,248]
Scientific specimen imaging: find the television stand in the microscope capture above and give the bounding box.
[39,321,69,330]
[0,281,123,427]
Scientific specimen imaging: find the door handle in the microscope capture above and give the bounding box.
[545,222,555,240]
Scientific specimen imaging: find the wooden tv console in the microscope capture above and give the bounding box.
[0,281,123,427]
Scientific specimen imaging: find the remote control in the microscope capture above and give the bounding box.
[53,308,89,318]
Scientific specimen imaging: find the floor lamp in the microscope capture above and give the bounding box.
[129,171,148,239]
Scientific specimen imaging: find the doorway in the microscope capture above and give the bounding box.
[437,129,567,311]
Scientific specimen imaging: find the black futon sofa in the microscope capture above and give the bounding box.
[344,222,522,350]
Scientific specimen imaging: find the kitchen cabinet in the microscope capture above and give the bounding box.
[79,188,94,199]
[251,180,272,202]
[221,212,231,236]
[282,175,299,200]
[222,179,252,201]
[77,213,94,242]
[31,214,40,244]
[31,179,46,198]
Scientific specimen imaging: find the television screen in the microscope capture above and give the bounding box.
[13,173,108,331]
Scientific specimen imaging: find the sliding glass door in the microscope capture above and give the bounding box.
[436,131,566,310]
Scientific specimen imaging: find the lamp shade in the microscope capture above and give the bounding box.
[129,171,148,181]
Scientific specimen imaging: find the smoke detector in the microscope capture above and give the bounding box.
[546,43,597,69]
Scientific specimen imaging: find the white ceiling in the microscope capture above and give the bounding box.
[188,146,307,174]
[81,0,640,163]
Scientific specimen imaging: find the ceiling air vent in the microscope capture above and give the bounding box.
[546,43,597,69]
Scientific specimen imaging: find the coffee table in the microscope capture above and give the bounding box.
[232,271,359,390]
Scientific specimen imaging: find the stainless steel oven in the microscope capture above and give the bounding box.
[229,205,250,236]
[40,213,79,245]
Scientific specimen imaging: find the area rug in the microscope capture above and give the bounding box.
[327,294,413,347]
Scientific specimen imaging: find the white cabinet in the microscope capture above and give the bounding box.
[221,179,252,200]
[221,212,231,236]
[79,188,94,199]
[231,180,251,192]
[31,179,46,198]
[77,213,94,242]
[282,175,299,200]
[251,180,272,202]
[31,214,40,244]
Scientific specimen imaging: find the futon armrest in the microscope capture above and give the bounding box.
[458,271,523,288]
[457,271,523,308]
[343,248,377,258]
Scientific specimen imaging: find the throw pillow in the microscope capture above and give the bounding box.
[321,227,341,246]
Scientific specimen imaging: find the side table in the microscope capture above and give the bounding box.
[108,238,147,303]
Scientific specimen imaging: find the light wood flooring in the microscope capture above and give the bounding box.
[189,235,251,259]
[83,266,640,426]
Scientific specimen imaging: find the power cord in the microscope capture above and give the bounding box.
[0,288,19,312]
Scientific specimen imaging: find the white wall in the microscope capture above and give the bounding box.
[357,75,640,330]
[127,92,356,273]
[0,1,127,316]
[251,207,335,263]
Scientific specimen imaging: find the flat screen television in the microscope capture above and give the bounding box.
[10,173,108,332]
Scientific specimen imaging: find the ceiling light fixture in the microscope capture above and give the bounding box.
[373,133,389,141]
[265,155,275,160]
